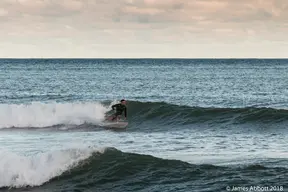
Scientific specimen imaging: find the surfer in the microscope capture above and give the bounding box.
[107,99,127,121]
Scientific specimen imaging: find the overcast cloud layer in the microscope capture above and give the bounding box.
[0,0,288,58]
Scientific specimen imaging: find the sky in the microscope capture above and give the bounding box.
[0,0,288,58]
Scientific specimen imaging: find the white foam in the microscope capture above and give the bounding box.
[0,147,104,188]
[0,102,111,128]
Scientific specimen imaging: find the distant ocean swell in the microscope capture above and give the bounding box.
[0,101,288,130]
[1,148,287,191]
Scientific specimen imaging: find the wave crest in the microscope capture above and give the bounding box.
[0,147,103,188]
[0,102,109,129]
[1,101,288,129]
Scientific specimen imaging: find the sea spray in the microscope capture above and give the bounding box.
[0,147,106,188]
[0,102,109,128]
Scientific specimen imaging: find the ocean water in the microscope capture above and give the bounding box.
[0,59,287,192]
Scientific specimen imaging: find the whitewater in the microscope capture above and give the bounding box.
[0,102,110,128]
[0,59,287,192]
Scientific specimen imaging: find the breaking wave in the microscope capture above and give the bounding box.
[0,101,287,130]
[1,148,287,191]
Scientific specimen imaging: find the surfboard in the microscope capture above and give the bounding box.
[101,121,128,129]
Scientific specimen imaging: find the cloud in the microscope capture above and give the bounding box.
[0,8,9,17]
[0,0,288,58]
[117,0,288,24]
[1,0,287,25]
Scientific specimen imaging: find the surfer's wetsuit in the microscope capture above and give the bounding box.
[111,103,127,120]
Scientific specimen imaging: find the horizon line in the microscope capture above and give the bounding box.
[1,58,288,60]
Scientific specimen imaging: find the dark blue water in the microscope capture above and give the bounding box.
[0,59,287,192]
